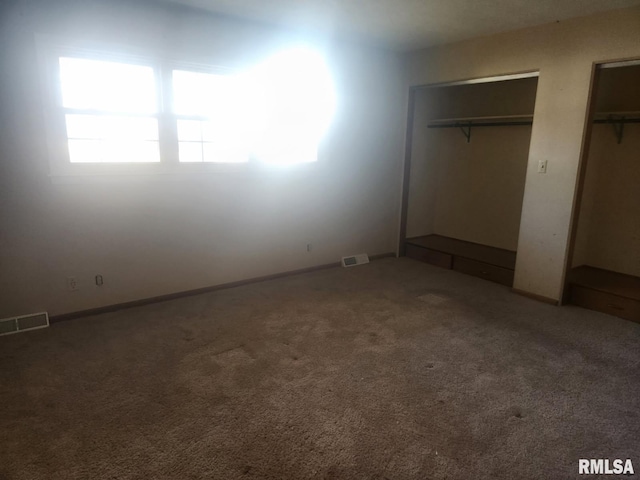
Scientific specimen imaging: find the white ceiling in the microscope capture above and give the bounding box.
[153,0,640,51]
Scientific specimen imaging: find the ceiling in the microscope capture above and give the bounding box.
[152,0,640,51]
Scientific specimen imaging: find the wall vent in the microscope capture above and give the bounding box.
[0,312,49,337]
[341,253,370,267]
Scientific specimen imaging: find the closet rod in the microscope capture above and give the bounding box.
[427,120,533,142]
[593,118,640,124]
[427,121,533,128]
[593,117,640,144]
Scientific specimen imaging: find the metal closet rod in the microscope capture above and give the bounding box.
[427,121,533,128]
[593,118,640,124]
[593,116,640,144]
[427,117,640,128]
[427,115,638,143]
[427,120,533,143]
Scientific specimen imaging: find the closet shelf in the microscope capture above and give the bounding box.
[593,111,640,119]
[427,114,533,142]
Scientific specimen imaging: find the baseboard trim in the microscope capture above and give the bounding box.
[512,288,559,306]
[50,252,396,323]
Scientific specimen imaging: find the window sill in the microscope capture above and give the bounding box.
[48,161,321,184]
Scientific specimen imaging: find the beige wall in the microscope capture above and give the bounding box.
[406,6,640,301]
[406,92,439,238]
[430,126,531,251]
[0,0,405,317]
[406,79,536,250]
[572,65,640,276]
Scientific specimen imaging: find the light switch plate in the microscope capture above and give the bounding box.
[538,160,548,173]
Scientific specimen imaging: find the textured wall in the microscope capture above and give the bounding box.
[0,0,405,317]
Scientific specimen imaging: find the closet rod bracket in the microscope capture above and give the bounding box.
[609,115,625,144]
[458,122,471,143]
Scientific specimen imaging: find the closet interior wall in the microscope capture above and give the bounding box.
[406,77,538,251]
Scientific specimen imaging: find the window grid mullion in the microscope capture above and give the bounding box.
[159,61,179,165]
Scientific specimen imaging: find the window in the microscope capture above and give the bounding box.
[173,70,251,163]
[44,44,335,173]
[59,57,160,163]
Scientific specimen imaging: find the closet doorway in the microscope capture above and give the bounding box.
[565,61,640,323]
[399,74,539,287]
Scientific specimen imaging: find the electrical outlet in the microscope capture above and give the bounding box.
[306,243,312,252]
[67,277,78,291]
[538,159,548,173]
[95,275,103,286]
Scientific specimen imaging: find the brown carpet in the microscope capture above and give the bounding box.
[1,258,639,479]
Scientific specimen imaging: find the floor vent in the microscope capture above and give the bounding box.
[0,312,49,336]
[341,254,370,267]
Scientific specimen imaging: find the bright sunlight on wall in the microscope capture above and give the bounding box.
[251,47,336,165]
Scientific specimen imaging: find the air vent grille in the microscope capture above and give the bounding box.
[0,312,49,336]
[341,253,370,267]
[0,319,17,335]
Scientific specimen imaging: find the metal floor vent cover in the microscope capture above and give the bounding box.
[341,253,370,267]
[0,312,49,336]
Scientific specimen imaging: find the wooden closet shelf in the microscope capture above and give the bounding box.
[427,114,533,128]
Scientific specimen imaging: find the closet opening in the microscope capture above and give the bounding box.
[564,61,640,323]
[399,73,539,287]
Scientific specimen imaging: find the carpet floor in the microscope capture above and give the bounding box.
[1,258,639,479]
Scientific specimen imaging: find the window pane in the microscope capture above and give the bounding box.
[101,117,158,141]
[102,141,160,163]
[177,119,202,141]
[65,115,158,141]
[68,139,102,163]
[59,57,156,114]
[178,142,203,163]
[67,139,159,163]
[65,115,102,139]
[201,120,219,142]
[202,142,248,163]
[172,70,232,117]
